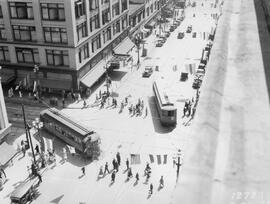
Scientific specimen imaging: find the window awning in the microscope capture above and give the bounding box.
[113,37,135,56]
[80,60,108,88]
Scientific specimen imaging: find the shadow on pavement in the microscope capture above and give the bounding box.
[40,130,92,167]
[253,0,270,102]
[50,194,64,204]
[148,96,175,133]
[109,71,127,81]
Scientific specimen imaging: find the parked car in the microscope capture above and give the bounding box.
[169,25,175,32]
[142,66,153,77]
[177,32,185,39]
[192,78,202,89]
[159,36,167,43]
[164,31,170,38]
[156,40,164,47]
[186,25,192,33]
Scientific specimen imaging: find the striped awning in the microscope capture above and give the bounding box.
[113,37,135,56]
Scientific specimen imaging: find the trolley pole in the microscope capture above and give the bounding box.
[22,104,36,164]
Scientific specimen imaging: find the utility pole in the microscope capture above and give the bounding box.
[22,104,36,164]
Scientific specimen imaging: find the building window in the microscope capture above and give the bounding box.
[138,13,142,23]
[101,0,109,5]
[150,4,153,13]
[9,2,33,19]
[91,34,101,53]
[78,43,89,63]
[77,22,87,42]
[112,2,120,18]
[41,3,65,21]
[103,26,111,44]
[89,0,99,11]
[13,25,36,41]
[16,48,39,64]
[0,46,10,62]
[122,0,128,12]
[44,27,67,44]
[90,14,100,32]
[0,6,3,18]
[113,21,120,35]
[75,0,85,18]
[154,1,157,9]
[122,15,128,30]
[132,17,136,27]
[147,7,149,16]
[0,25,6,40]
[46,50,69,66]
[102,8,110,25]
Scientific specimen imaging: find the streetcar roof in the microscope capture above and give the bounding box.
[40,108,94,137]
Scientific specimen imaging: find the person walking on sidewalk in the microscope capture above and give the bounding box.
[111,170,116,183]
[35,144,40,155]
[159,176,164,188]
[149,183,153,195]
[37,172,42,184]
[116,152,121,166]
[127,168,133,180]
[126,158,129,170]
[135,173,139,182]
[81,167,85,175]
[145,107,148,117]
[112,159,117,171]
[104,162,110,174]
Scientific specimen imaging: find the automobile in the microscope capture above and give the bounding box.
[156,40,164,47]
[142,66,153,77]
[186,25,192,33]
[192,78,202,89]
[159,36,167,43]
[177,32,185,39]
[164,31,170,38]
[196,68,205,75]
[169,26,175,32]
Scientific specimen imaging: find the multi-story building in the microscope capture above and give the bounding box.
[0,0,129,92]
[129,0,168,36]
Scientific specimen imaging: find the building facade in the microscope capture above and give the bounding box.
[0,0,129,92]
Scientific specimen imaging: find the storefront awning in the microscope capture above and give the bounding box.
[0,74,16,84]
[113,37,135,56]
[80,60,107,88]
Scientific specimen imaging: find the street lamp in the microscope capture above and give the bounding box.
[22,104,36,165]
[174,149,182,182]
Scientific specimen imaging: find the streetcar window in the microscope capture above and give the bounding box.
[168,111,174,116]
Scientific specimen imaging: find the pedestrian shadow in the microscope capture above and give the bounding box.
[133,180,138,186]
[18,154,25,160]
[96,174,105,181]
[109,181,114,187]
[122,169,128,174]
[78,174,84,179]
[147,193,152,199]
[143,179,149,185]
[157,185,163,191]
[125,177,130,183]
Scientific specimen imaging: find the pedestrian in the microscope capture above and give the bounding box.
[135,173,139,182]
[99,90,102,99]
[99,166,103,176]
[71,91,75,101]
[149,183,153,194]
[145,107,148,117]
[112,159,117,170]
[127,168,133,179]
[111,170,116,183]
[81,167,85,175]
[95,94,98,102]
[22,145,26,157]
[126,158,129,170]
[35,144,40,155]
[63,148,67,162]
[125,97,128,104]
[37,172,42,184]
[159,176,164,188]
[83,99,87,108]
[0,168,6,179]
[116,152,121,166]
[104,162,110,174]
[62,98,65,108]
[115,161,119,172]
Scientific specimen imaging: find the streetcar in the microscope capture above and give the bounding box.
[40,108,100,159]
[153,80,177,126]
